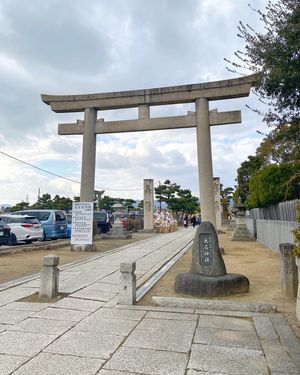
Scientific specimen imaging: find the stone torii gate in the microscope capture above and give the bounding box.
[42,74,256,240]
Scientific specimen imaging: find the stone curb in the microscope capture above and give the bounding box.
[0,234,115,256]
[152,296,277,313]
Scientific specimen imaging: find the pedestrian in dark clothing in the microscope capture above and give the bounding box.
[191,215,196,227]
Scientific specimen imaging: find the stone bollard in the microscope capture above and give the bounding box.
[39,254,60,299]
[119,262,136,305]
[296,257,300,321]
[279,243,298,299]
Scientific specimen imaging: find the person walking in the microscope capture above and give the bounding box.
[191,215,196,228]
[183,215,188,228]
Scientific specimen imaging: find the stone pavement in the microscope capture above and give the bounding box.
[0,228,299,374]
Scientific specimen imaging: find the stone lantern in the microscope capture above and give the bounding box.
[108,203,132,239]
[111,203,125,224]
[231,198,255,241]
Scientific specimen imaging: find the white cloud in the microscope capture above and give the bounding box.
[0,0,272,205]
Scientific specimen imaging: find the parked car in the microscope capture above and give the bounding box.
[65,213,72,238]
[0,218,12,246]
[94,211,112,234]
[11,210,68,240]
[0,214,43,245]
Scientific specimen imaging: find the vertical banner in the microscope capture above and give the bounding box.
[213,177,222,231]
[143,179,154,231]
[71,202,94,245]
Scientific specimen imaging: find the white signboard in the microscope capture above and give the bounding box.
[71,202,93,245]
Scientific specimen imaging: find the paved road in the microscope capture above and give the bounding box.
[0,228,299,374]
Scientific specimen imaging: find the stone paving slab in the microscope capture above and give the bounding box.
[103,346,188,375]
[75,315,139,336]
[32,307,90,322]
[13,353,104,375]
[0,324,8,333]
[58,282,89,294]
[198,314,254,331]
[117,304,195,314]
[187,371,230,375]
[259,339,300,374]
[70,289,117,302]
[50,297,104,311]
[8,317,75,335]
[0,301,50,311]
[270,314,300,369]
[145,310,198,321]
[194,326,261,350]
[0,330,56,356]
[137,317,197,333]
[188,343,269,374]
[92,307,146,321]
[0,354,30,375]
[195,308,267,317]
[124,328,194,353]
[0,309,34,325]
[99,272,120,285]
[44,329,124,359]
[87,282,120,292]
[97,370,141,375]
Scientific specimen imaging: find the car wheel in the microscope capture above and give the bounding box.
[8,234,17,246]
[25,240,33,244]
[42,231,47,241]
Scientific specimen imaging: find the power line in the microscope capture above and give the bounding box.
[0,149,143,192]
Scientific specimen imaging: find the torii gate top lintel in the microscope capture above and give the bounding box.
[41,74,258,113]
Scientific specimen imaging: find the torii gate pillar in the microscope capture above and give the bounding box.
[80,108,97,202]
[196,98,216,228]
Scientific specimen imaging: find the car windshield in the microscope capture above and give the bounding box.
[14,211,51,221]
[94,212,107,221]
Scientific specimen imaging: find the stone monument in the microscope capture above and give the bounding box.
[175,221,249,297]
[143,179,154,232]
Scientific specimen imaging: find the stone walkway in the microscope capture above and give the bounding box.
[0,228,299,374]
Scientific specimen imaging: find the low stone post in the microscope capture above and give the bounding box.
[279,243,298,299]
[39,254,60,299]
[296,256,300,320]
[119,262,136,305]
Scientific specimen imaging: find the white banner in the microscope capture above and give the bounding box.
[71,202,94,245]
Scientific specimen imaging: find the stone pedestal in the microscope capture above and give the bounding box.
[231,219,255,241]
[279,243,298,299]
[175,221,249,297]
[71,244,97,252]
[39,255,60,299]
[119,262,136,305]
[296,257,300,321]
[108,222,132,239]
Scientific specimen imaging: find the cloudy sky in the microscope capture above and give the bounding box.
[0,0,271,205]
